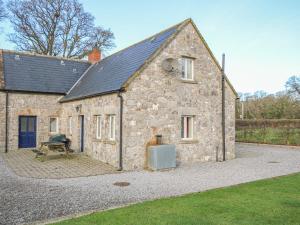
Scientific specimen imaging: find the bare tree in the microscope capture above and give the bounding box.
[286,76,300,97]
[0,0,6,22]
[7,0,115,58]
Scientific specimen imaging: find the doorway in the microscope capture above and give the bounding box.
[19,116,37,148]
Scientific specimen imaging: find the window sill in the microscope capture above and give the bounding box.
[103,139,117,145]
[180,79,198,84]
[179,139,199,144]
[93,138,103,142]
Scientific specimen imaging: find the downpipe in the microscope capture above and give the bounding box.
[221,54,226,161]
[117,90,124,171]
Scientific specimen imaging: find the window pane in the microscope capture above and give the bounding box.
[181,117,184,138]
[96,116,101,139]
[187,117,190,138]
[187,117,193,138]
[187,60,193,80]
[20,117,27,132]
[181,116,193,139]
[190,117,193,138]
[50,118,57,132]
[109,115,115,140]
[181,58,194,80]
[28,117,35,132]
[181,58,186,78]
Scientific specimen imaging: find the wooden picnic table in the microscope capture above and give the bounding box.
[39,141,68,156]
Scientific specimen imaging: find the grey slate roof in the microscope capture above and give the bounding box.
[3,52,90,94]
[61,23,181,101]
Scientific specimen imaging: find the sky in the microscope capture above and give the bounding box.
[0,0,299,94]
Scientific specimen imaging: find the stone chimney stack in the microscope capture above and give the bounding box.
[88,47,101,64]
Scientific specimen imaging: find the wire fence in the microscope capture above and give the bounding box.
[236,119,300,146]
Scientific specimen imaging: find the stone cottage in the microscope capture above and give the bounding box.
[0,19,237,170]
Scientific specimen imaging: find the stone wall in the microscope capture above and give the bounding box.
[225,82,236,160]
[0,92,6,151]
[60,94,120,168]
[121,23,236,170]
[2,91,121,169]
[0,50,5,151]
[0,50,4,89]
[6,93,63,150]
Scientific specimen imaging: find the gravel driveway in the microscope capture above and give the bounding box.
[1,143,300,225]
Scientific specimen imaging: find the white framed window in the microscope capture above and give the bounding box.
[68,116,72,135]
[181,116,194,139]
[96,115,102,139]
[108,115,116,140]
[181,57,194,80]
[49,117,58,133]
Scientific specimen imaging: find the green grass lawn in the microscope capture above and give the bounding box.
[52,173,300,225]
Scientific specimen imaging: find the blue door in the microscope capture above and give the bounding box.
[19,116,37,148]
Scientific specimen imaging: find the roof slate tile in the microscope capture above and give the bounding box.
[3,52,90,94]
[61,24,181,101]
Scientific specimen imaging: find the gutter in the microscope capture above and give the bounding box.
[0,89,63,95]
[5,91,9,153]
[117,89,124,171]
[221,54,226,161]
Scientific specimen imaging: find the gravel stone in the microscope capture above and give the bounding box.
[1,143,300,225]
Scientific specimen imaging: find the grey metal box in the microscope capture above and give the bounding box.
[147,144,176,170]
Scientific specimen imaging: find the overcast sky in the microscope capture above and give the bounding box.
[0,0,299,94]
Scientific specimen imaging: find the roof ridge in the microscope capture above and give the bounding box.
[100,18,191,62]
[1,49,90,64]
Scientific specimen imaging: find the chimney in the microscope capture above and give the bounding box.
[88,47,101,64]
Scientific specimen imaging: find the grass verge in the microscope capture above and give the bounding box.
[51,173,300,225]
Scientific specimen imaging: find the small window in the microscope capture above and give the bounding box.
[20,117,27,132]
[68,116,72,135]
[181,116,194,139]
[181,57,194,80]
[96,115,102,139]
[50,117,58,133]
[28,117,35,132]
[108,115,116,140]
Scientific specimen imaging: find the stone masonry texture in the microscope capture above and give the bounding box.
[0,21,236,171]
[0,50,4,89]
[121,23,235,170]
[60,94,120,168]
[0,92,5,150]
[4,93,63,151]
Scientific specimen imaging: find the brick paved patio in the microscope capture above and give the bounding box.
[1,150,117,179]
